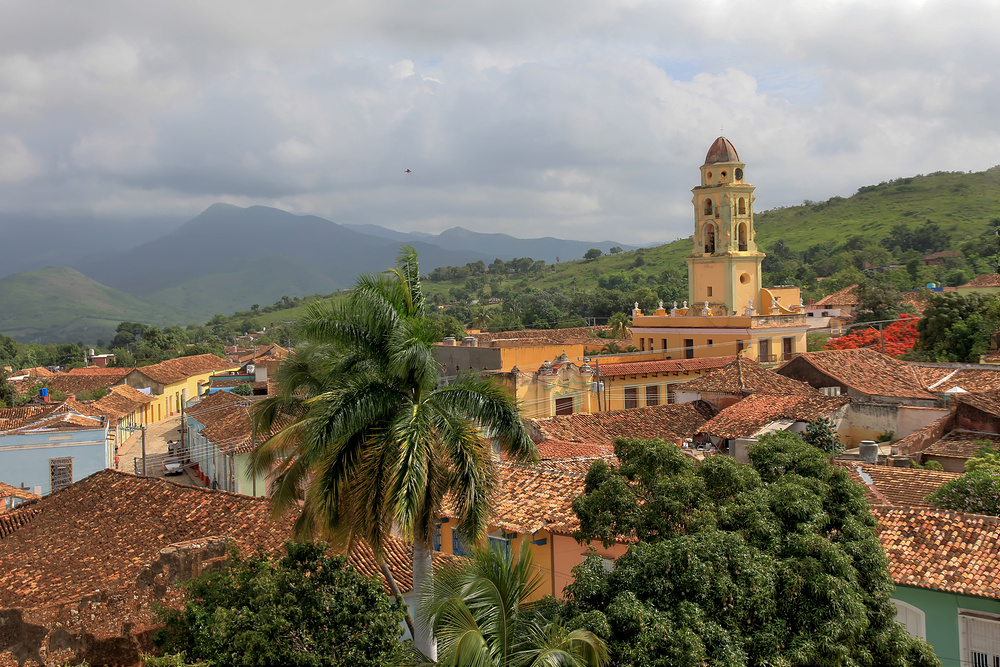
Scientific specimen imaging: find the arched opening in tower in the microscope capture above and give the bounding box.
[705,223,716,254]
[738,223,748,252]
[704,199,713,216]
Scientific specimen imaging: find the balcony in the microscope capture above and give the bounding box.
[758,354,778,363]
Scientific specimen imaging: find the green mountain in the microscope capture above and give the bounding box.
[0,267,183,343]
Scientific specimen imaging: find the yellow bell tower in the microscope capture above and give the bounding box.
[686,137,763,316]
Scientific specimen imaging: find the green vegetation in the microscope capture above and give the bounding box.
[421,540,609,667]
[802,416,844,454]
[563,433,939,667]
[153,541,408,667]
[912,292,1000,362]
[928,469,1000,516]
[248,247,536,659]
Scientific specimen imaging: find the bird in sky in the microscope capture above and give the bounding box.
[404,169,412,173]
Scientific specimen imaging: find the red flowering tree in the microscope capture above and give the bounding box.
[825,314,919,357]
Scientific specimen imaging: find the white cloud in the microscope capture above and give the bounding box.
[0,0,996,244]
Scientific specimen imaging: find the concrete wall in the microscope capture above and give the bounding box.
[0,427,110,495]
[891,584,1000,667]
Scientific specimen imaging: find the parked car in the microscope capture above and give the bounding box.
[162,456,184,476]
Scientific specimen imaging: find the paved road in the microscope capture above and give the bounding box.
[116,415,202,487]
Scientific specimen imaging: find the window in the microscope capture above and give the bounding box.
[624,386,639,409]
[666,386,676,404]
[555,396,574,415]
[661,338,667,351]
[758,339,774,363]
[961,613,1000,667]
[783,337,794,361]
[737,340,744,354]
[738,197,746,215]
[705,223,716,253]
[684,339,695,359]
[704,199,713,216]
[49,457,73,493]
[433,523,442,551]
[646,385,659,406]
[891,600,926,640]
[707,286,713,297]
[640,337,645,351]
[707,339,713,347]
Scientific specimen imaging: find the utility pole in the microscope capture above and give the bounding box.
[140,426,147,476]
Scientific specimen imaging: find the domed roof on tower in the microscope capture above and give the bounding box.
[704,137,740,165]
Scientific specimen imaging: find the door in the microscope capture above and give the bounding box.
[962,614,1000,667]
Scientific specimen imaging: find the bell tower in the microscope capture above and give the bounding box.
[686,137,764,316]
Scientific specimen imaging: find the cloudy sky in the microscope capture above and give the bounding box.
[2,0,997,244]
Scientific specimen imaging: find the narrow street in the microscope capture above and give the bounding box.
[115,414,203,487]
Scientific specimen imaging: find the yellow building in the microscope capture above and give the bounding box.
[124,354,239,422]
[629,137,809,364]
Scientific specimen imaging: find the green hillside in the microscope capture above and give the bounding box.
[0,267,183,343]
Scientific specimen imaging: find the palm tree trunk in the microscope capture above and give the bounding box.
[412,540,437,661]
[376,554,416,640]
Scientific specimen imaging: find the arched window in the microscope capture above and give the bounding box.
[738,223,748,251]
[705,223,716,253]
[891,600,926,640]
[704,199,713,216]
[738,197,746,215]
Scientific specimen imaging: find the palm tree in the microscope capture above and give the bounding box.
[422,540,609,667]
[606,312,630,340]
[249,246,537,660]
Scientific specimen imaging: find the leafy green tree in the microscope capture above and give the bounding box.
[584,249,603,260]
[249,246,536,660]
[927,470,1000,516]
[916,292,998,361]
[154,542,407,667]
[965,443,1000,474]
[802,416,843,454]
[422,540,609,667]
[231,383,254,396]
[609,247,622,255]
[855,274,908,323]
[564,434,939,667]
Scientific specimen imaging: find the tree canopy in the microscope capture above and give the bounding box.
[154,541,408,667]
[562,433,939,667]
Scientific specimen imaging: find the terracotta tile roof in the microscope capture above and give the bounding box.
[129,354,237,386]
[835,462,960,507]
[64,367,133,378]
[911,367,1000,394]
[443,463,585,536]
[0,469,446,607]
[960,273,1000,288]
[0,405,58,431]
[9,411,106,433]
[815,284,859,306]
[527,401,716,445]
[873,506,1000,599]
[234,344,290,364]
[779,348,936,400]
[922,430,1000,461]
[472,326,623,344]
[701,394,849,439]
[16,367,55,378]
[597,355,735,377]
[952,387,1000,418]
[899,293,930,315]
[0,481,40,503]
[187,393,280,454]
[0,504,38,538]
[674,357,818,396]
[46,373,124,396]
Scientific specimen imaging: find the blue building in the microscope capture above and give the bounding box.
[0,404,111,495]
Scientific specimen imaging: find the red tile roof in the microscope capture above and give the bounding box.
[960,273,1000,288]
[472,326,624,344]
[874,506,1000,599]
[0,405,59,431]
[922,430,1000,461]
[0,481,40,503]
[835,462,960,507]
[953,387,1000,418]
[815,284,859,307]
[913,367,1000,393]
[0,469,446,608]
[674,357,818,396]
[597,355,735,377]
[701,394,848,439]
[779,348,936,400]
[443,463,585,535]
[129,354,237,386]
[46,373,125,396]
[64,367,133,378]
[527,401,716,445]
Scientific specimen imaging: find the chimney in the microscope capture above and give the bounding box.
[462,336,478,347]
[65,393,76,402]
[442,337,456,346]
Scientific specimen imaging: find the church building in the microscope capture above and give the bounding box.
[628,137,809,364]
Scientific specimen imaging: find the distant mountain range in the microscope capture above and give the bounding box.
[0,204,637,343]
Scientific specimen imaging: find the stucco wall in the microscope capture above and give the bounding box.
[0,428,109,496]
[891,585,1000,667]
